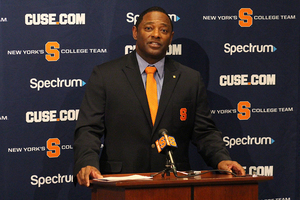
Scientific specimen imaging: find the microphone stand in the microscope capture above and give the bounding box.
[151,152,178,178]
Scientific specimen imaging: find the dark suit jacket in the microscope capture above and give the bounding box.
[73,51,231,176]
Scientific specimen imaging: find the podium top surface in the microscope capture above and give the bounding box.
[90,171,273,189]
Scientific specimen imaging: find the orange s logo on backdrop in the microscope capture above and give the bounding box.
[238,8,296,27]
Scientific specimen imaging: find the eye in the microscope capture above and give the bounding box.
[145,26,152,31]
[161,28,168,34]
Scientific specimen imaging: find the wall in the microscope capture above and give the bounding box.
[1,1,299,199]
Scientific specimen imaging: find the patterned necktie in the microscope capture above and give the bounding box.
[145,66,158,125]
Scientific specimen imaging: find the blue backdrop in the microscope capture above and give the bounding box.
[1,1,299,199]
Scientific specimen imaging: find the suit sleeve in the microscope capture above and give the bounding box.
[73,65,105,177]
[191,72,231,169]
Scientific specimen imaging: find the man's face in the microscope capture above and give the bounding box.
[132,11,174,64]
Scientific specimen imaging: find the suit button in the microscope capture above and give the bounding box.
[151,144,156,148]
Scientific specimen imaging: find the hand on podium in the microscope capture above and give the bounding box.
[218,160,246,176]
[77,166,103,187]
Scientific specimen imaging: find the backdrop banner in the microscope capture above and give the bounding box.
[1,1,299,199]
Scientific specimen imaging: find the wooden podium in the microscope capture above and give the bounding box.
[90,171,273,200]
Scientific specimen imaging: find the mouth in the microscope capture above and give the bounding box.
[148,41,161,48]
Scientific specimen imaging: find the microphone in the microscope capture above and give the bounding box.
[155,129,177,176]
[155,129,177,153]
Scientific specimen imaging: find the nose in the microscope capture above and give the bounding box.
[151,28,161,38]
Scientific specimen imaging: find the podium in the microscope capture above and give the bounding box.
[90,172,273,200]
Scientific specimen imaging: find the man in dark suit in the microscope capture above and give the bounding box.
[74,6,245,187]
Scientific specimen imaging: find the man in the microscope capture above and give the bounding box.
[74,6,245,187]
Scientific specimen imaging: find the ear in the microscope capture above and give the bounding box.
[132,26,138,40]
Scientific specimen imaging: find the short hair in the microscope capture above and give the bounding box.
[135,6,173,31]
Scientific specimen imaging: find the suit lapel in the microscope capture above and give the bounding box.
[122,53,153,126]
[153,58,181,133]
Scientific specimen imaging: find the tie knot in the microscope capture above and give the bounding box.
[145,66,157,74]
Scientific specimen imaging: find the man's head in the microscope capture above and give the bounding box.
[135,7,173,31]
[132,6,174,64]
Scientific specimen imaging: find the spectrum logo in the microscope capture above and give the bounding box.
[30,77,86,91]
[126,12,180,24]
[223,135,275,148]
[219,74,276,86]
[125,44,182,55]
[25,13,85,25]
[31,173,73,188]
[26,109,79,123]
[224,43,277,55]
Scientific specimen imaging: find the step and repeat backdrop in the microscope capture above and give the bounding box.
[0,0,299,199]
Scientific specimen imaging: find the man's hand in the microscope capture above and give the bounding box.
[77,166,103,187]
[218,160,246,176]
